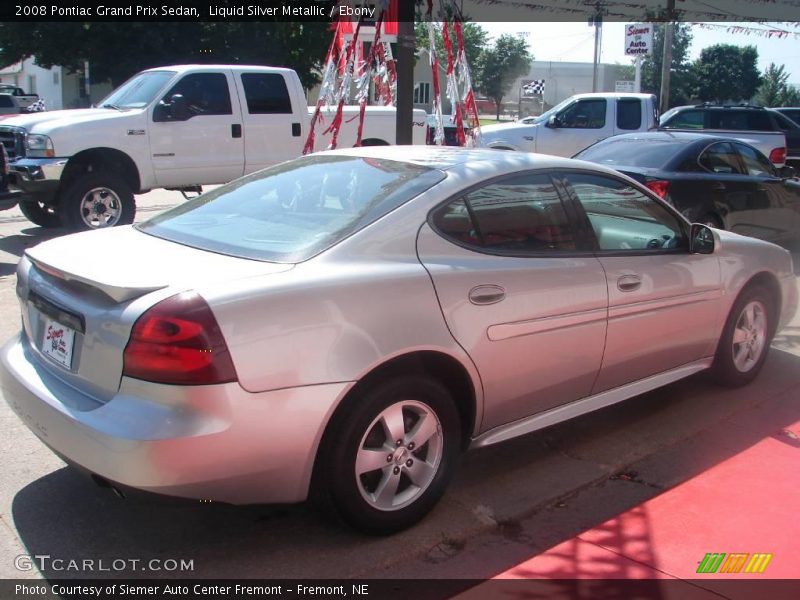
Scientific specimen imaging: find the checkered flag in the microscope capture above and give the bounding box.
[23,98,46,113]
[523,79,545,96]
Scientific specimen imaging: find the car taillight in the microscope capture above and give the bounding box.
[645,179,670,199]
[123,292,237,385]
[769,147,786,165]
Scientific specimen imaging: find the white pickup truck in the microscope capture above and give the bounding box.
[0,64,427,230]
[478,93,659,157]
[0,85,39,110]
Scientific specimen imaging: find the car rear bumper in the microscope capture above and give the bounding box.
[1,333,350,504]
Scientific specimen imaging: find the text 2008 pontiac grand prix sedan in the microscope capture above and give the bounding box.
[1,147,797,533]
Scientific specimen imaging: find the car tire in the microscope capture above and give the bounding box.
[18,200,61,228]
[712,285,774,387]
[59,172,136,231]
[313,376,461,535]
[699,213,723,229]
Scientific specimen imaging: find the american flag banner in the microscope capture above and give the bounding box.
[523,79,545,96]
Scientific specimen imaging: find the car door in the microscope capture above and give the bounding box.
[416,172,608,431]
[695,141,766,236]
[559,171,722,393]
[732,141,800,240]
[231,71,304,174]
[541,98,609,156]
[149,70,244,187]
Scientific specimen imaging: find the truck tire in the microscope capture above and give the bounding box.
[59,172,135,231]
[18,200,61,228]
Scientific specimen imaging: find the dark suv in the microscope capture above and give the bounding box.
[660,104,800,167]
[775,107,800,126]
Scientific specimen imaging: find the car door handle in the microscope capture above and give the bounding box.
[469,285,506,305]
[617,275,642,292]
[231,124,242,138]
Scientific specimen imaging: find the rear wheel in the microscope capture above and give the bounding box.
[699,212,723,229]
[18,200,61,228]
[712,285,774,387]
[59,172,135,231]
[313,376,461,535]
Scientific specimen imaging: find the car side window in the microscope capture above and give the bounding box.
[746,111,773,131]
[241,73,292,114]
[699,142,743,175]
[432,174,577,253]
[734,143,775,177]
[558,99,606,129]
[663,109,703,129]
[710,111,747,130]
[162,73,232,116]
[564,173,686,252]
[616,99,642,130]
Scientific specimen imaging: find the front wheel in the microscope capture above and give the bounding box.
[59,172,136,231]
[313,376,461,535]
[712,285,774,387]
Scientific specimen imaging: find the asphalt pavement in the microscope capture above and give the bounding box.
[0,189,798,590]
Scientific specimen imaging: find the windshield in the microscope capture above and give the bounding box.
[525,97,577,124]
[576,138,687,168]
[98,71,176,109]
[137,155,446,263]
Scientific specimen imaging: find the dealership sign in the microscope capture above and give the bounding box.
[625,23,653,56]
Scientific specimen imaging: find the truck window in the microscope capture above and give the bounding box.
[616,99,642,130]
[163,73,232,116]
[240,73,292,114]
[0,95,15,108]
[559,99,606,129]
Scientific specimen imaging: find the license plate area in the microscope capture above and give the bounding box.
[28,291,85,370]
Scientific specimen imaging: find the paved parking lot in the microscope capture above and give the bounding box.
[0,191,798,581]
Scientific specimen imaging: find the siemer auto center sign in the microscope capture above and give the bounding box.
[625,23,653,56]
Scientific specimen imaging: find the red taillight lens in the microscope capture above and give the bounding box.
[645,179,670,199]
[123,292,237,385]
[769,147,786,165]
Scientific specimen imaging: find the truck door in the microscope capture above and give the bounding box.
[150,70,244,187]
[543,97,610,156]
[232,71,304,174]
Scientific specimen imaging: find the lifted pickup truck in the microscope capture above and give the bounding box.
[1,64,427,230]
[477,93,659,156]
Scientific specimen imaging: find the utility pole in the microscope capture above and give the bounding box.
[395,0,415,144]
[659,0,676,114]
[591,3,603,93]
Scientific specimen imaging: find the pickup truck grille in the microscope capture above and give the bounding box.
[0,127,25,160]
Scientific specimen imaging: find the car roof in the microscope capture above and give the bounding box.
[599,131,734,144]
[315,145,620,176]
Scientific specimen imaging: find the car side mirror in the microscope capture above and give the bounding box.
[779,165,796,179]
[546,115,560,128]
[689,223,715,254]
[154,94,190,122]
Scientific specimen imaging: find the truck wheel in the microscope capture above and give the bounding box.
[313,376,461,535]
[18,200,61,228]
[59,172,135,231]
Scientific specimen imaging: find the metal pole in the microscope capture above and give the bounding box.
[659,0,676,114]
[592,18,600,92]
[395,0,415,145]
[634,55,641,93]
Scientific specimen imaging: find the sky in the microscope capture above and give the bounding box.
[482,22,800,85]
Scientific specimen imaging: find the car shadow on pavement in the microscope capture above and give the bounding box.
[9,349,800,583]
[0,227,66,276]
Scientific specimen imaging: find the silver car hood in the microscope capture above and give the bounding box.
[25,226,292,303]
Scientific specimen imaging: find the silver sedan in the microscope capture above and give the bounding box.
[1,147,797,534]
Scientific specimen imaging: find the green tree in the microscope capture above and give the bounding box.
[692,44,761,103]
[640,23,694,108]
[476,34,532,120]
[754,63,798,107]
[0,22,329,90]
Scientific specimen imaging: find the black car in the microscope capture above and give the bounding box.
[660,103,800,168]
[574,131,800,244]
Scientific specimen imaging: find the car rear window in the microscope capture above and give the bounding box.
[0,95,15,108]
[137,156,445,263]
[576,138,687,168]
